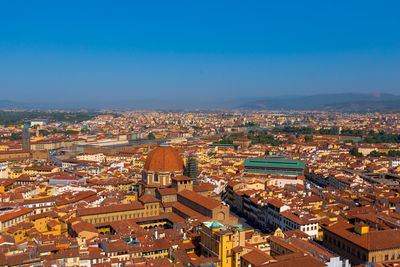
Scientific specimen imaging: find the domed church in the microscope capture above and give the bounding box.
[137,143,236,225]
[140,143,184,195]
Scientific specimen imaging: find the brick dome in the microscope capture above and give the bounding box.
[144,144,184,172]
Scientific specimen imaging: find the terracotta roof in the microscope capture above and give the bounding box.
[157,188,177,196]
[144,145,184,172]
[193,183,216,192]
[71,221,98,234]
[172,175,192,181]
[268,199,286,208]
[268,255,325,267]
[24,166,58,171]
[77,202,144,217]
[178,190,221,210]
[323,221,400,251]
[0,208,32,223]
[139,195,160,203]
[173,202,208,220]
[241,248,274,266]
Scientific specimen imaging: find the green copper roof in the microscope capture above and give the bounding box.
[244,158,305,169]
[210,221,221,229]
[246,170,302,175]
[204,221,225,229]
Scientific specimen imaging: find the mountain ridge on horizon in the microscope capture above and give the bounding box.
[0,92,399,112]
[237,92,400,113]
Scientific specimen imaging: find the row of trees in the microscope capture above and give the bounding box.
[273,126,365,137]
[364,132,400,144]
[39,129,80,136]
[0,129,81,141]
[349,148,400,158]
[368,150,400,157]
[213,131,281,146]
[0,133,22,141]
[248,131,281,146]
[349,147,363,157]
[213,132,245,144]
[274,126,400,144]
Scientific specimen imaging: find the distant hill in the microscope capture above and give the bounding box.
[238,93,400,113]
[0,100,32,109]
[2,93,400,112]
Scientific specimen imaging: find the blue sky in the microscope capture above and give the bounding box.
[0,1,399,107]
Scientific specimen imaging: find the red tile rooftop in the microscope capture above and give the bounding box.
[139,194,160,203]
[323,221,400,251]
[0,208,32,223]
[77,202,144,217]
[178,190,221,210]
[172,175,192,181]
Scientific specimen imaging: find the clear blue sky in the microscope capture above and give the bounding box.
[0,1,399,107]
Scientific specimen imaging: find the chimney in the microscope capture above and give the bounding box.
[155,227,158,240]
[239,230,245,247]
[354,222,369,235]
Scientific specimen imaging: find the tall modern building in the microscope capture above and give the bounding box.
[22,124,30,150]
[184,154,198,185]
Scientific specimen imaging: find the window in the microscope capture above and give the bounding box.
[154,174,159,182]
[385,255,389,261]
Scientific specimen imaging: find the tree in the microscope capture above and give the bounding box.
[39,129,50,136]
[343,139,355,145]
[147,132,155,140]
[368,150,386,157]
[64,130,79,135]
[9,133,22,140]
[349,147,363,157]
[388,150,400,157]
[304,135,313,143]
